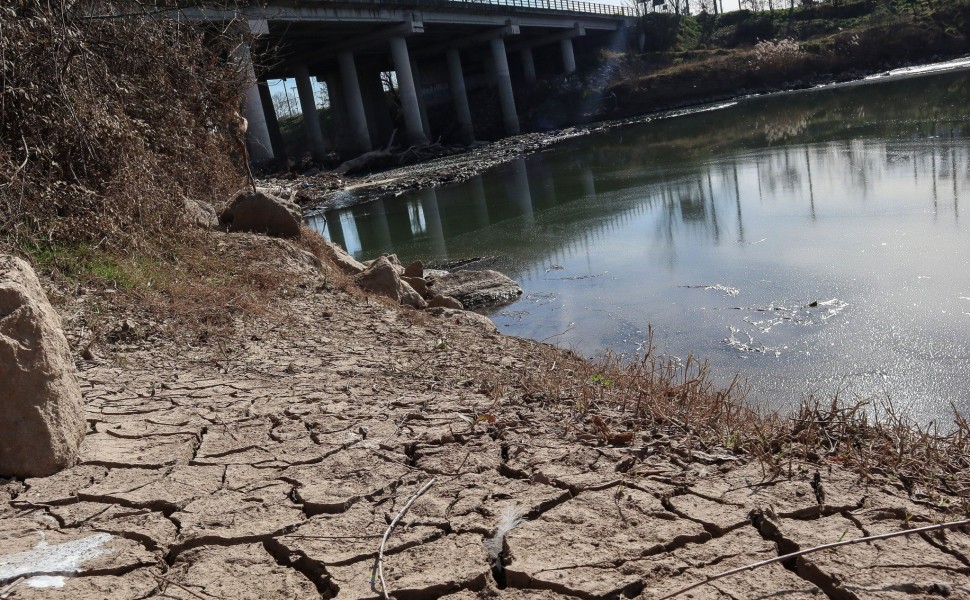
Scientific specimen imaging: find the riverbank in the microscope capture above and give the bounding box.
[261,56,970,215]
[2,228,969,598]
[2,6,968,596]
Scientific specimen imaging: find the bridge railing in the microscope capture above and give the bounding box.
[448,0,638,16]
[314,0,638,17]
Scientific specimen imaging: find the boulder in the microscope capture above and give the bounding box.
[428,295,464,310]
[427,270,522,308]
[0,255,85,478]
[355,258,429,309]
[354,256,400,301]
[399,281,428,310]
[324,242,366,276]
[401,276,429,298]
[219,189,302,238]
[403,261,424,278]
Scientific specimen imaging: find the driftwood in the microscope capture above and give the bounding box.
[374,478,437,599]
[335,150,394,175]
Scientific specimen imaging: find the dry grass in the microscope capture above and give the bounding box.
[0,1,246,252]
[506,330,970,511]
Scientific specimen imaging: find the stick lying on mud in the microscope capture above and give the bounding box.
[658,518,970,599]
[375,478,437,599]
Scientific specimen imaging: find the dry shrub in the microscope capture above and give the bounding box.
[0,1,246,251]
[750,38,805,73]
[513,330,969,508]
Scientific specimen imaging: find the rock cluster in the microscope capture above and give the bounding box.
[0,255,85,478]
[328,244,521,317]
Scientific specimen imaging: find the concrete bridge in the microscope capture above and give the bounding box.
[178,1,637,164]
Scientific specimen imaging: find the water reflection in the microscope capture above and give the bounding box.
[308,69,970,424]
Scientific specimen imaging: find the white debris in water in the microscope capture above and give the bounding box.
[725,327,780,357]
[815,298,849,321]
[0,532,114,583]
[26,576,66,588]
[682,284,740,297]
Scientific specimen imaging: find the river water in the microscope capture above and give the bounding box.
[309,67,970,424]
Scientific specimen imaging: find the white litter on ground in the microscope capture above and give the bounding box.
[0,532,113,587]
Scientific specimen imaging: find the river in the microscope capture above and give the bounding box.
[309,66,970,424]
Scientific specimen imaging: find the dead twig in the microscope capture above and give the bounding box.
[657,518,970,600]
[152,574,219,600]
[374,477,437,599]
[0,577,25,599]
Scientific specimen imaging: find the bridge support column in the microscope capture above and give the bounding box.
[338,50,372,154]
[489,37,519,136]
[410,58,432,139]
[324,73,352,156]
[445,48,474,144]
[360,68,393,148]
[561,38,577,75]
[257,81,287,165]
[293,64,328,163]
[236,43,274,164]
[520,47,537,85]
[389,37,429,145]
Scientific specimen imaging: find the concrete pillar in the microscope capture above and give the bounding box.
[293,65,327,163]
[389,37,430,145]
[236,43,274,164]
[561,38,577,75]
[410,58,432,139]
[324,73,352,156]
[520,47,537,85]
[257,82,287,164]
[489,37,520,136]
[360,69,393,148]
[338,50,372,154]
[609,25,628,52]
[445,48,474,144]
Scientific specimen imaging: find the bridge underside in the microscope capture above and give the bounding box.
[185,3,634,164]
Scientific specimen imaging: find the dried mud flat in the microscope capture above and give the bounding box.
[2,233,969,600]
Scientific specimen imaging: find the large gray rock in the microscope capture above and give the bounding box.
[219,189,302,238]
[324,242,366,276]
[401,276,429,298]
[354,256,427,309]
[428,295,463,310]
[427,270,522,308]
[0,256,85,478]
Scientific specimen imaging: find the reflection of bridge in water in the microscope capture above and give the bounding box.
[309,128,968,282]
[179,0,635,164]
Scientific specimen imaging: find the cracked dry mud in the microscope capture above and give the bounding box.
[2,233,969,599]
